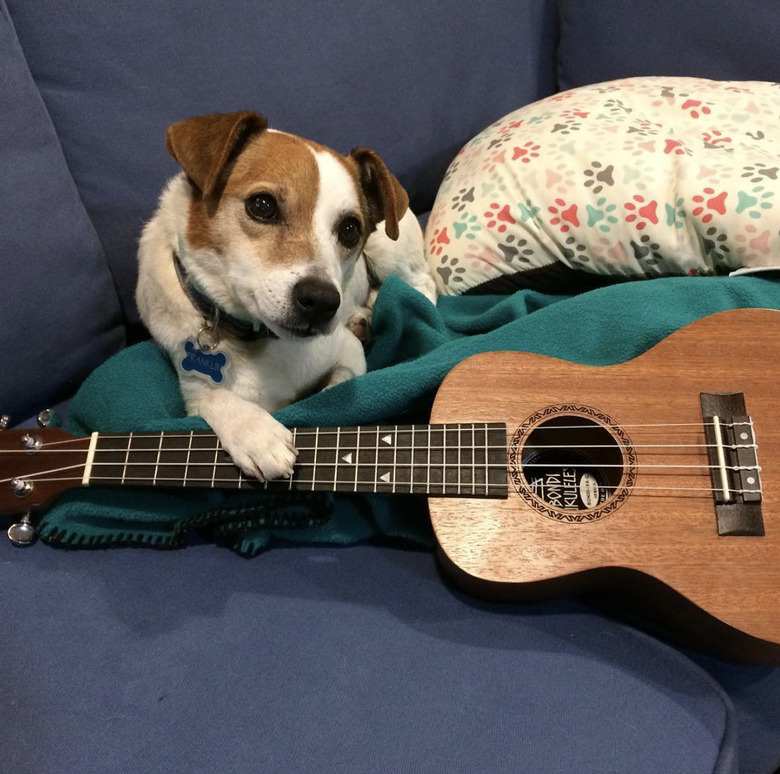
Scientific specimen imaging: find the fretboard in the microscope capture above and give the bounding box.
[86,424,508,499]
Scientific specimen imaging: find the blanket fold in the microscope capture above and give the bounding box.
[38,274,780,554]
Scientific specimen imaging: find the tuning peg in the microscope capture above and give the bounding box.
[37,409,52,428]
[0,415,9,430]
[7,513,37,547]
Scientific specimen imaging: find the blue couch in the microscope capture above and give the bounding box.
[2,1,780,771]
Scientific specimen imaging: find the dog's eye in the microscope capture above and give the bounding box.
[337,216,362,248]
[245,193,280,223]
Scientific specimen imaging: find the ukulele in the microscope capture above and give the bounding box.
[2,308,778,660]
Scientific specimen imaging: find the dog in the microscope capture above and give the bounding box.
[136,110,436,481]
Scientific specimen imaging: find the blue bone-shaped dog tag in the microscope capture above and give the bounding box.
[181,341,228,384]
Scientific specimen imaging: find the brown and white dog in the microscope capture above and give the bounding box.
[136,111,436,481]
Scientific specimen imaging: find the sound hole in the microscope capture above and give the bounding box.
[522,416,623,512]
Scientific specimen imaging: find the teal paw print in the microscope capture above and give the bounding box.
[453,213,482,240]
[665,197,687,229]
[585,197,619,233]
[736,186,774,219]
[517,198,541,223]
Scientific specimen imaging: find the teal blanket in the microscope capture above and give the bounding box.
[38,274,780,553]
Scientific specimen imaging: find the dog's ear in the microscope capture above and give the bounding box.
[165,111,268,199]
[349,148,409,241]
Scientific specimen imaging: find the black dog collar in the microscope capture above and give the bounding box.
[173,251,277,342]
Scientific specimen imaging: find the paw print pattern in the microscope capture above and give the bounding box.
[561,236,590,264]
[625,118,661,137]
[487,132,515,151]
[517,199,542,223]
[604,98,632,115]
[428,227,450,257]
[630,234,664,269]
[512,141,541,163]
[735,224,772,260]
[547,199,580,233]
[451,187,476,212]
[586,197,619,233]
[680,97,712,119]
[545,163,576,194]
[550,120,581,135]
[702,130,732,149]
[691,188,728,223]
[435,255,467,287]
[484,202,516,233]
[583,161,615,194]
[452,213,482,240]
[624,195,660,230]
[497,234,535,265]
[665,198,687,229]
[481,149,506,175]
[736,185,775,219]
[701,226,731,263]
[741,163,779,183]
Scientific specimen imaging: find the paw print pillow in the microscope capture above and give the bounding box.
[425,77,780,295]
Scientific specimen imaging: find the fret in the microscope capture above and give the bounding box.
[184,430,193,485]
[333,426,341,491]
[122,432,132,485]
[152,433,164,485]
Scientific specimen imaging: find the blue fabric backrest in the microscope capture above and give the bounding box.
[0,2,124,421]
[6,0,560,328]
[557,0,780,89]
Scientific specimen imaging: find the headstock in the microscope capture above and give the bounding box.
[0,416,89,545]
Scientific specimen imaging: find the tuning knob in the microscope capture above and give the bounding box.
[0,415,9,430]
[37,409,53,428]
[7,513,36,546]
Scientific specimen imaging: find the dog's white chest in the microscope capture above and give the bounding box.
[228,329,353,411]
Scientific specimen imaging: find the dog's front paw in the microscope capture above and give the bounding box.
[210,405,297,482]
[346,305,372,343]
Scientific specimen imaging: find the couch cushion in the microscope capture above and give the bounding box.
[1,539,737,773]
[0,1,124,422]
[557,0,780,91]
[6,0,559,326]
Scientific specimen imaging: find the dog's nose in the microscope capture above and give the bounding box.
[292,277,341,327]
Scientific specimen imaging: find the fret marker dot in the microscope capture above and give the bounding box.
[747,476,756,485]
[740,432,749,441]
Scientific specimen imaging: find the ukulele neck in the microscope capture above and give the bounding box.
[83,424,509,499]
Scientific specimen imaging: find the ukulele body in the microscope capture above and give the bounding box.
[429,309,780,658]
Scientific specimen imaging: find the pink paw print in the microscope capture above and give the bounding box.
[702,129,732,148]
[484,203,516,233]
[624,195,659,231]
[681,98,712,119]
[547,198,579,233]
[428,227,450,257]
[691,188,728,223]
[663,139,692,156]
[512,141,541,163]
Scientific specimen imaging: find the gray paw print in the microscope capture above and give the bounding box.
[436,255,467,286]
[583,161,615,194]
